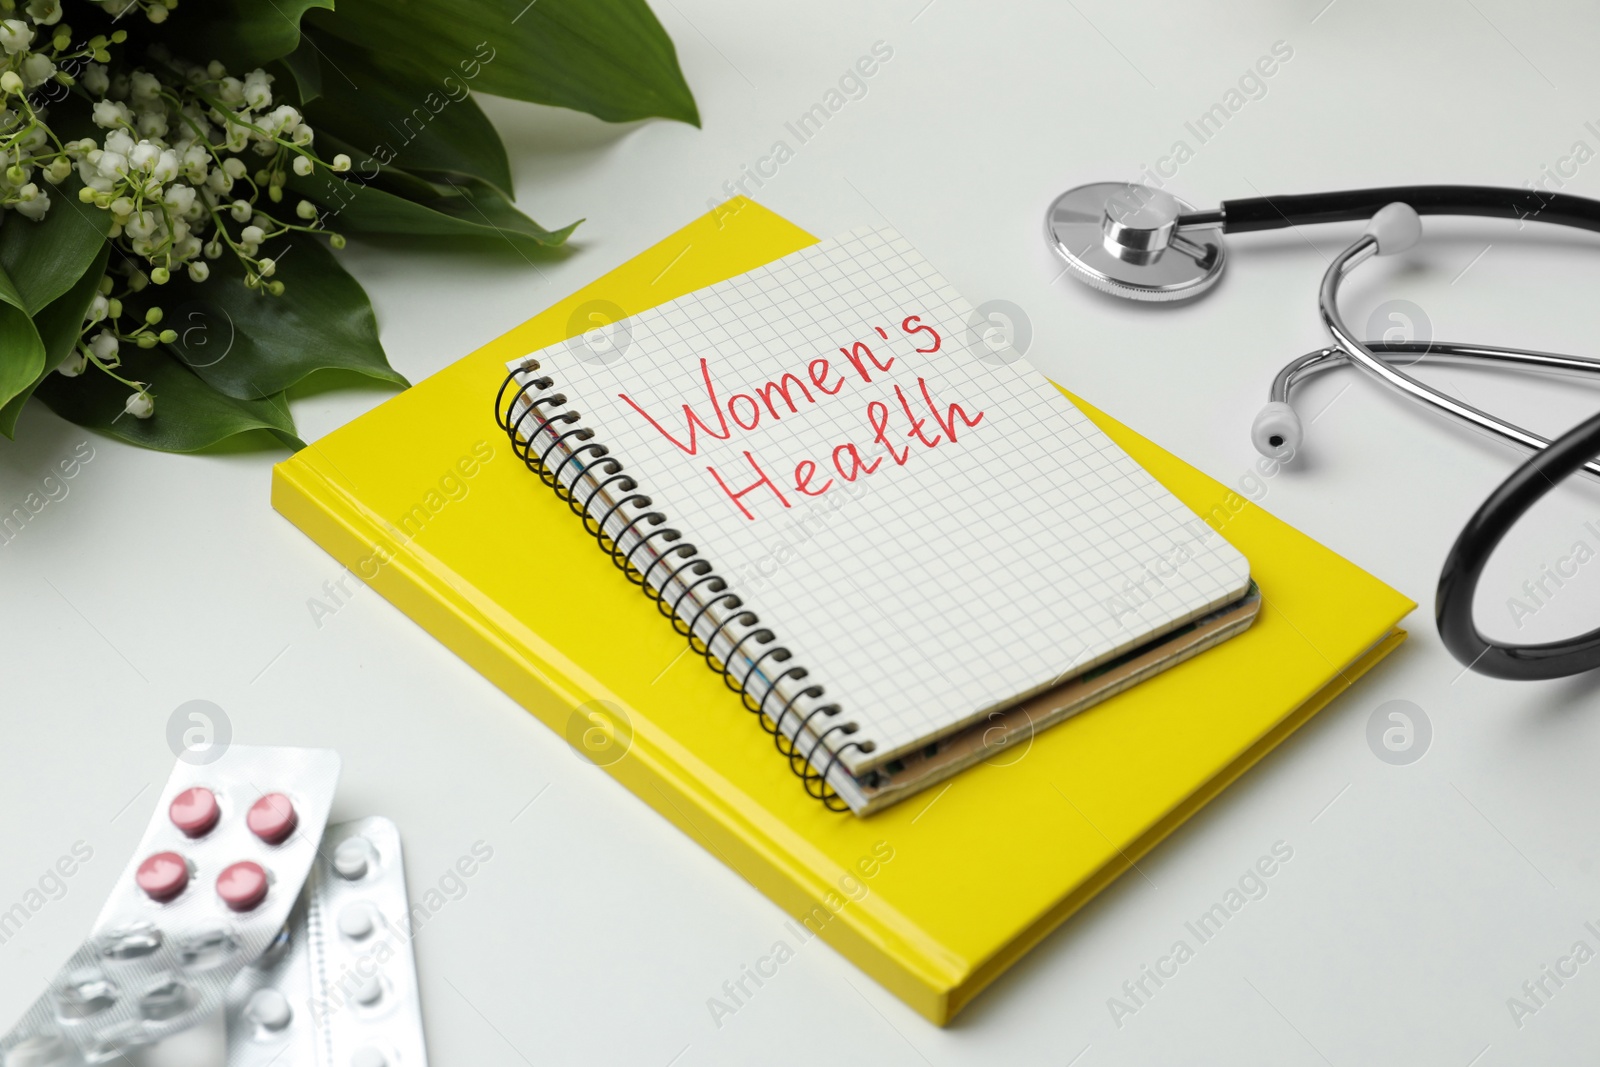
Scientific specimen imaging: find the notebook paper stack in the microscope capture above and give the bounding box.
[273,199,1413,1023]
[498,227,1256,813]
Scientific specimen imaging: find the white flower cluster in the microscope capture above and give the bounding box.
[0,0,78,221]
[0,0,354,418]
[69,57,349,289]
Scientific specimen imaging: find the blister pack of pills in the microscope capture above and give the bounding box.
[222,897,317,1067]
[0,747,341,1067]
[223,817,426,1067]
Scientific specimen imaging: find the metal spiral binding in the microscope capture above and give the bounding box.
[496,359,874,810]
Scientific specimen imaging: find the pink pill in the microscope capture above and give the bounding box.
[135,851,189,902]
[216,861,269,912]
[246,794,297,844]
[168,787,220,838]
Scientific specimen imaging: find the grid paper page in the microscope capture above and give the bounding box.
[512,228,1250,774]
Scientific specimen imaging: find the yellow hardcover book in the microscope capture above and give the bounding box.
[272,198,1413,1024]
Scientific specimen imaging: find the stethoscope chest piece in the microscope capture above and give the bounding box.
[1045,182,1226,302]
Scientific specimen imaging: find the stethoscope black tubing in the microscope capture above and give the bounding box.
[1198,183,1600,679]
[1436,409,1600,680]
[1214,186,1600,235]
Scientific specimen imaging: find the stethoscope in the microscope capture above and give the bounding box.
[1045,182,1600,680]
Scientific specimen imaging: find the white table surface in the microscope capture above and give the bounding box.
[8,0,1600,1062]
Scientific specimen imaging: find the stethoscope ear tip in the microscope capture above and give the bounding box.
[1251,401,1303,461]
[1364,202,1423,255]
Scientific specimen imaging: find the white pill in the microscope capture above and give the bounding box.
[333,836,376,880]
[350,1048,387,1067]
[354,975,383,1006]
[245,988,292,1031]
[337,903,375,941]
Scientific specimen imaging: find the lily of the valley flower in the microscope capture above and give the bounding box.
[0,0,354,409]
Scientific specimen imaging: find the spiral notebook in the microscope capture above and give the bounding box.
[497,227,1255,813]
[274,198,1413,1021]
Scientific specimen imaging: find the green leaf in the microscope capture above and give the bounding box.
[36,247,110,373]
[33,347,305,453]
[277,37,324,104]
[292,170,578,250]
[167,0,334,71]
[313,131,453,202]
[308,0,699,125]
[148,231,407,401]
[0,245,110,438]
[0,179,112,314]
[303,34,513,196]
[0,255,46,411]
[0,302,45,415]
[431,180,583,244]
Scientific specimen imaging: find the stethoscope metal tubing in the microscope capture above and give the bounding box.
[1272,342,1600,403]
[1318,235,1600,482]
